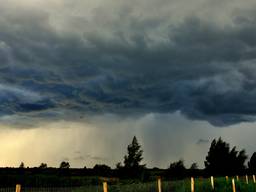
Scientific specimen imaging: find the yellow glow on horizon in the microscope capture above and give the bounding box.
[0,121,97,167]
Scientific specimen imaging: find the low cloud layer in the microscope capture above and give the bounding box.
[1,0,256,127]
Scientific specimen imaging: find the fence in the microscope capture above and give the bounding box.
[1,175,256,192]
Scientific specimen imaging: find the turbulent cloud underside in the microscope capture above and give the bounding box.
[1,0,256,126]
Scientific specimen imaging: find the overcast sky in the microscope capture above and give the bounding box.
[0,0,256,168]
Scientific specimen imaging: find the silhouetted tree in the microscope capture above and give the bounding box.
[59,161,70,169]
[39,163,47,169]
[190,163,198,170]
[93,164,111,176]
[116,162,122,169]
[166,159,186,179]
[248,152,256,173]
[19,162,25,169]
[188,162,201,177]
[124,136,145,169]
[205,137,247,175]
[120,136,146,179]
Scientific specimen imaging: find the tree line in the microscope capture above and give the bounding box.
[116,136,256,178]
[16,136,256,179]
[115,136,256,178]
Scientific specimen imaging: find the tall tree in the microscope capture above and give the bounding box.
[124,136,145,169]
[205,137,247,175]
[120,136,146,179]
[248,152,256,172]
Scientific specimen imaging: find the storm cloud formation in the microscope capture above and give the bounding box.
[1,0,256,126]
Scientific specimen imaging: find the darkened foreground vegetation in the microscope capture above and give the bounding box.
[0,167,200,187]
[0,174,256,192]
[0,137,255,187]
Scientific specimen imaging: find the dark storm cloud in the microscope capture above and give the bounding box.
[1,1,256,126]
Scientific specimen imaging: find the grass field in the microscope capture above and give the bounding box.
[71,176,256,192]
[0,176,254,192]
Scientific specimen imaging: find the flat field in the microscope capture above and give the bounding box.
[1,176,255,192]
[71,176,256,192]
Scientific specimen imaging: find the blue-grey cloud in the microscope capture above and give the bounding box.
[196,139,209,145]
[0,0,256,126]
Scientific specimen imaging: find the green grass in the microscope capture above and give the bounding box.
[68,176,256,192]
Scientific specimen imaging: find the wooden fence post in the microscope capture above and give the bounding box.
[157,177,162,192]
[191,177,194,192]
[103,181,108,192]
[210,176,214,190]
[226,176,229,182]
[232,178,236,192]
[15,184,21,192]
[253,175,256,183]
[246,175,248,184]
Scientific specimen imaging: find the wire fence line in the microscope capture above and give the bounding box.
[0,175,255,192]
[0,188,15,192]
[21,188,78,192]
[0,187,99,192]
[0,182,157,192]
